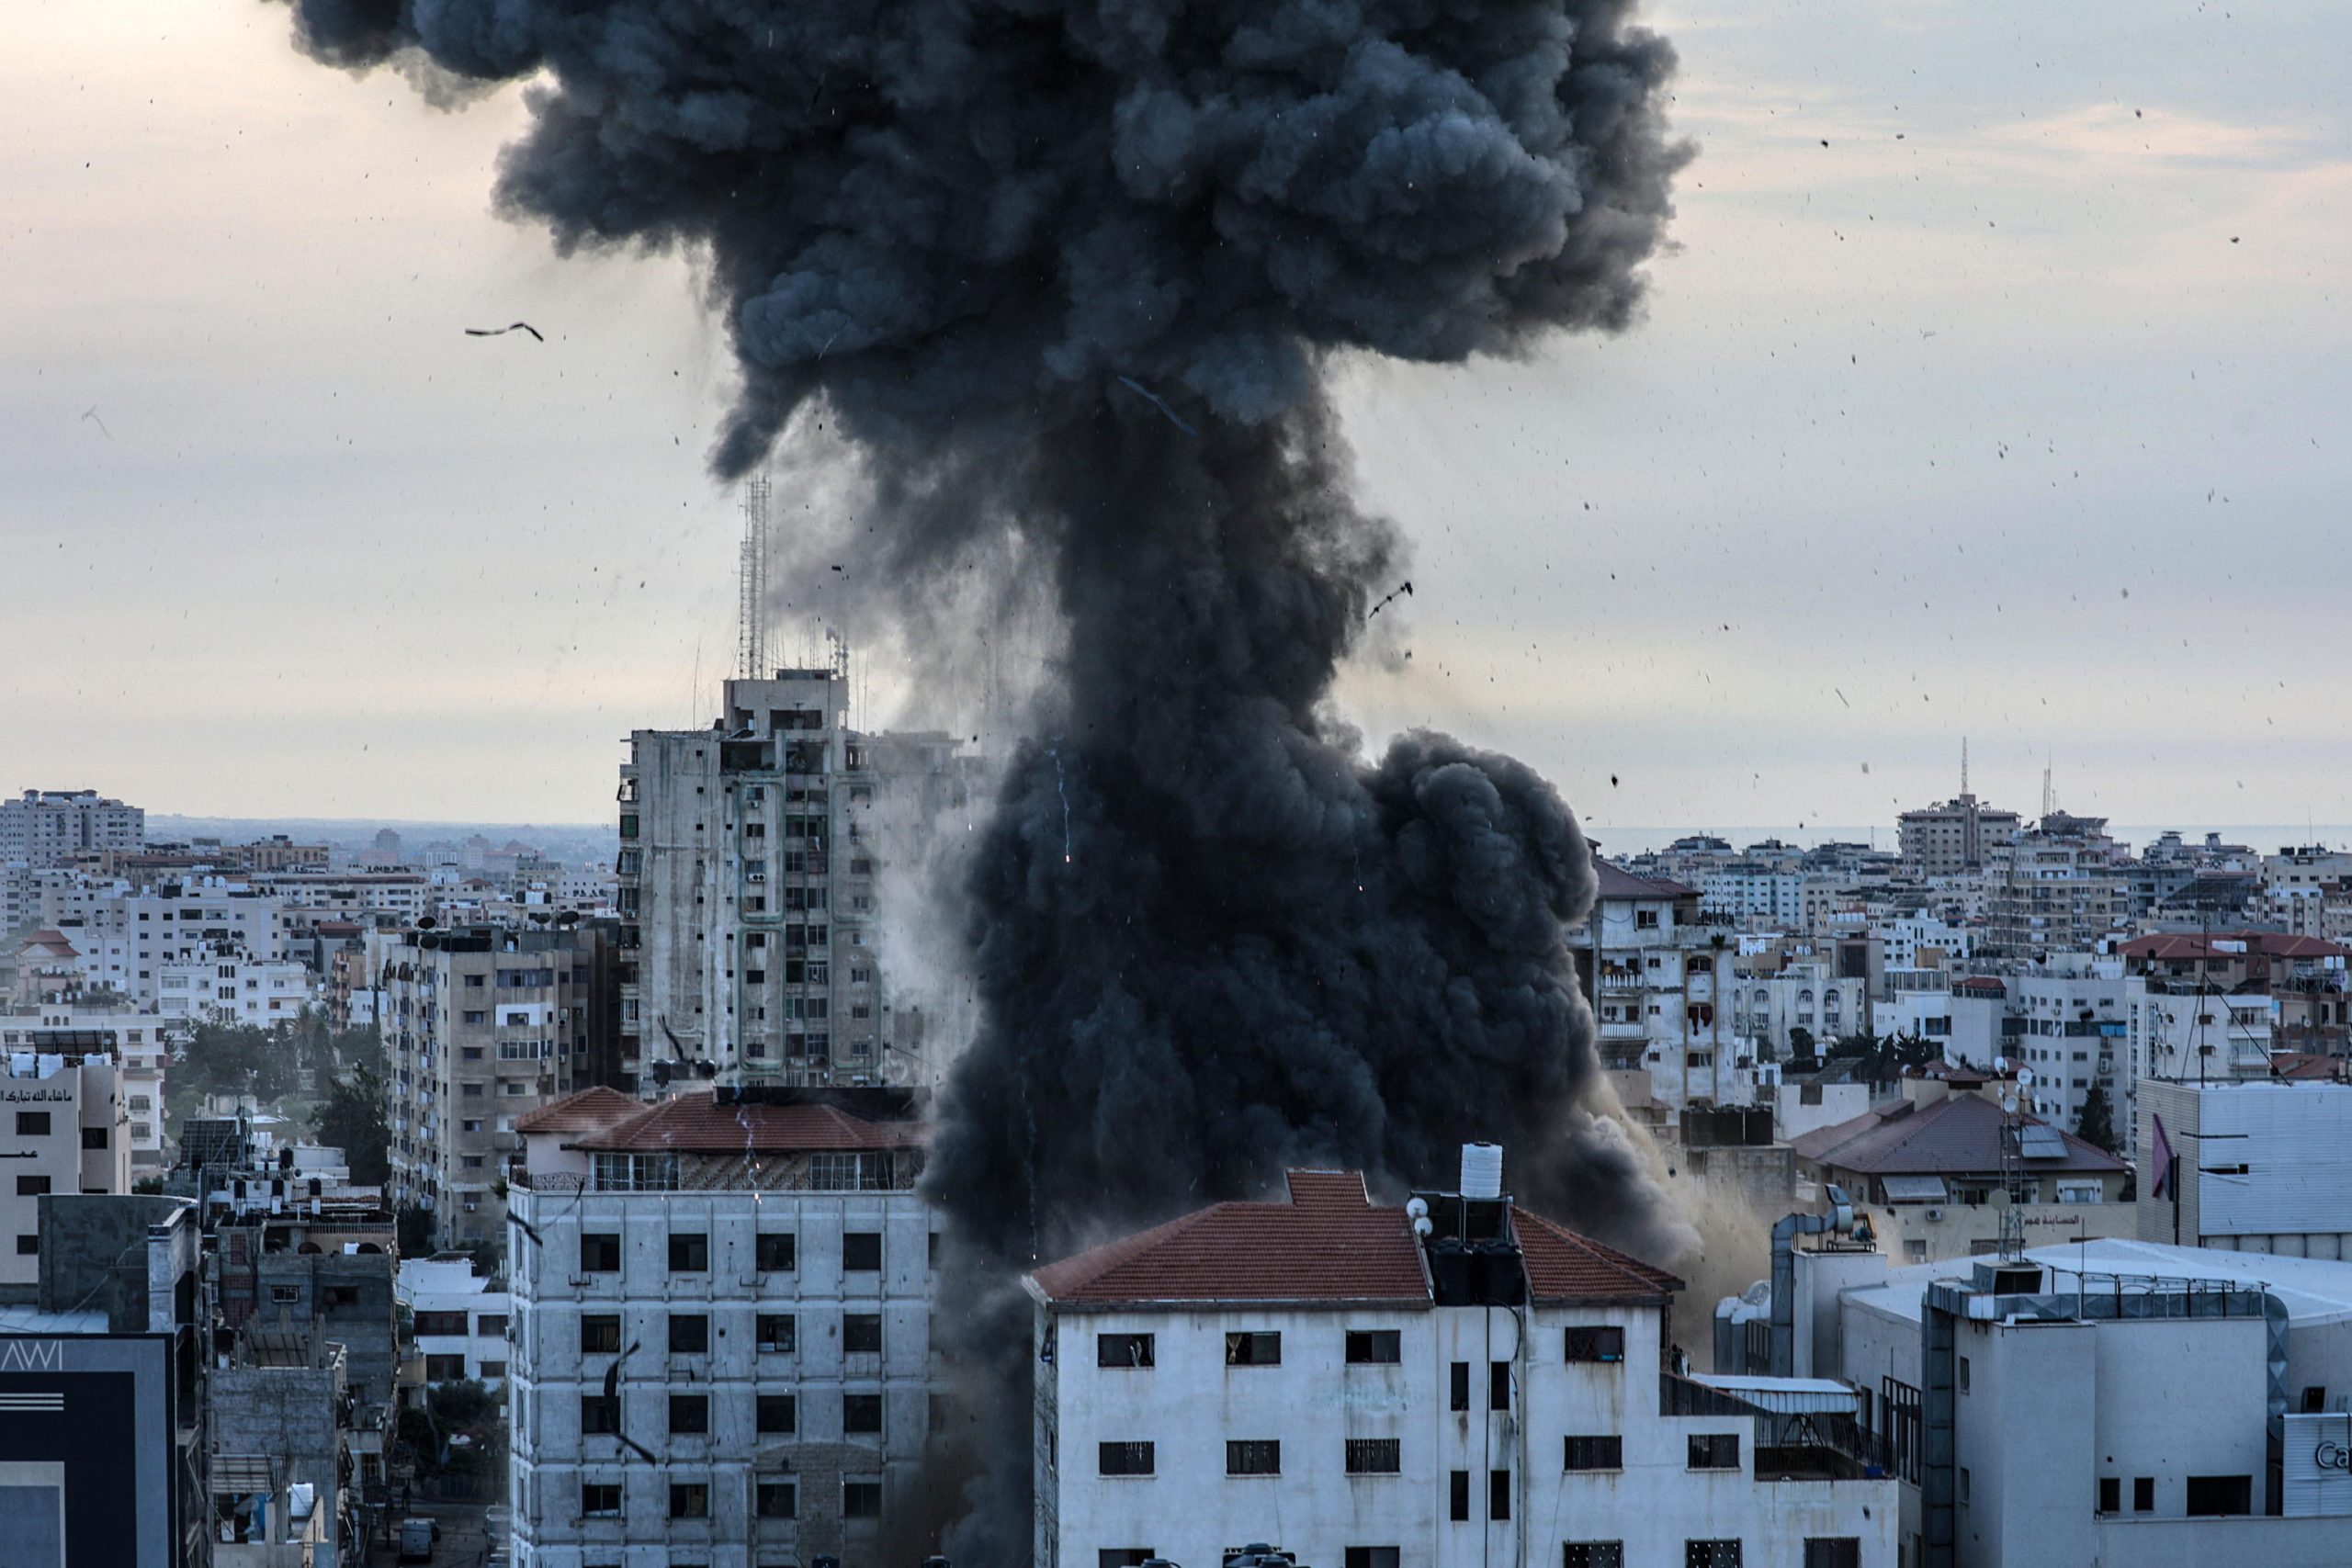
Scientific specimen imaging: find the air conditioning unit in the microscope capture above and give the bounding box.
[1925,1207,1945,1222]
[748,873,766,884]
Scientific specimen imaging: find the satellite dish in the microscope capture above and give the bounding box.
[2018,1067,2035,1088]
[2001,1095,2018,1115]
[1993,1055,2009,1075]
[417,915,437,931]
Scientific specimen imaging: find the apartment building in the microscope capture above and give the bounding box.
[400,1255,513,1387]
[156,947,316,1027]
[1572,865,1742,1111]
[616,665,967,1093]
[0,1006,174,1169]
[379,925,602,1249]
[40,879,288,1004]
[1897,794,2021,878]
[1980,816,2126,960]
[505,1085,937,1568]
[0,1051,131,1289]
[1033,1153,1896,1568]
[2006,956,2127,1132]
[0,788,143,868]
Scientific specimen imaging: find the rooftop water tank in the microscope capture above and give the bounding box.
[1460,1142,1503,1200]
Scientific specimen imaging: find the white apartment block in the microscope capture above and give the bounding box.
[1033,1158,1896,1568]
[1577,865,1742,1111]
[0,1006,175,1168]
[156,950,316,1027]
[506,1086,937,1568]
[1896,794,2020,878]
[1742,1233,2352,1567]
[2007,959,2126,1131]
[380,926,598,1249]
[1730,964,1871,1059]
[1701,863,1805,927]
[254,870,431,924]
[0,788,143,868]
[400,1255,514,1387]
[0,1051,132,1286]
[41,880,288,1003]
[617,667,966,1094]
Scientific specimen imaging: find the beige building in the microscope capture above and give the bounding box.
[0,788,143,868]
[0,1051,133,1287]
[1896,792,2021,877]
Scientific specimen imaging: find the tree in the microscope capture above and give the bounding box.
[395,1203,435,1259]
[179,1022,300,1108]
[1787,1025,1817,1062]
[312,1063,391,1186]
[2075,1081,2120,1155]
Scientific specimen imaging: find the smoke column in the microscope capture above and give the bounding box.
[283,0,1689,1550]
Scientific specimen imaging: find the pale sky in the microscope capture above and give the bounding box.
[4,1,2348,836]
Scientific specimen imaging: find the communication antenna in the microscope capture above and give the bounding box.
[1997,1064,2031,1260]
[738,473,772,680]
[1961,736,1969,796]
[2041,757,2055,824]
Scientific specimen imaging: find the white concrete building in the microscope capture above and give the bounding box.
[1034,1158,1897,1568]
[2137,1079,2352,1258]
[1732,1233,2352,1567]
[1701,862,1806,928]
[506,1086,938,1568]
[0,788,143,868]
[40,879,288,1004]
[2007,958,2127,1132]
[156,949,316,1027]
[1731,962,1871,1060]
[1575,866,1744,1111]
[0,1051,132,1287]
[0,1006,175,1169]
[400,1256,513,1388]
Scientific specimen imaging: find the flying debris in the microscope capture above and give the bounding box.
[1114,376,1198,436]
[464,321,544,342]
[1367,581,1414,618]
[80,406,113,440]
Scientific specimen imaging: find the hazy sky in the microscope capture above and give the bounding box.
[5,2,2348,838]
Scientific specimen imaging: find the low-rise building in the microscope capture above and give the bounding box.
[2137,1079,2352,1258]
[0,1050,130,1291]
[1033,1153,1897,1568]
[401,1255,512,1388]
[506,1085,938,1568]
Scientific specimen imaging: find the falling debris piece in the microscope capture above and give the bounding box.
[1114,375,1197,436]
[80,405,112,440]
[1366,581,1414,618]
[1834,687,1850,707]
[1611,774,1620,788]
[465,321,545,341]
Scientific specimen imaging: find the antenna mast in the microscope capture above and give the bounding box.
[738,473,771,680]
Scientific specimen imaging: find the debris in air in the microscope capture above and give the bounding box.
[1367,581,1414,618]
[465,321,545,342]
[1115,375,1197,436]
[80,405,112,440]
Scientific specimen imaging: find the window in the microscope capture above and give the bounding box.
[755,1482,797,1518]
[2302,1385,2329,1414]
[1688,1433,1740,1471]
[668,1233,709,1272]
[571,1479,621,1518]
[1958,1356,1971,1392]
[15,1112,49,1136]
[842,1480,882,1518]
[15,1176,51,1197]
[1098,1333,1155,1369]
[756,1394,797,1434]
[843,1313,882,1354]
[582,1314,621,1353]
[2133,1477,2154,1512]
[1564,1547,1624,1568]
[1686,1545,1742,1568]
[1225,1331,1282,1366]
[756,1314,797,1353]
[1565,1435,1623,1472]
[1346,1329,1400,1364]
[1803,1542,1860,1568]
[80,1126,107,1150]
[2185,1475,2252,1516]
[580,1233,620,1271]
[1346,1438,1401,1475]
[1451,1361,1470,1410]
[670,1394,709,1434]
[1960,1468,1972,1504]
[414,1311,469,1337]
[843,1393,883,1434]
[476,1313,508,1337]
[1489,1360,1512,1410]
[1101,1553,1157,1568]
[756,1233,796,1271]
[1100,1441,1155,1476]
[1449,1470,1469,1521]
[1227,1440,1281,1476]
[669,1483,709,1519]
[842,1231,882,1270]
[270,1283,302,1304]
[2098,1477,2120,1514]
[425,1354,467,1381]
[481,1360,507,1379]
[669,1314,710,1354]
[581,1394,619,1434]
[1564,1326,1626,1363]
[1489,1469,1511,1520]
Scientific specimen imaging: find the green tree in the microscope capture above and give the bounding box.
[312,1063,391,1185]
[395,1203,435,1258]
[1787,1025,1817,1062]
[2075,1081,2120,1155]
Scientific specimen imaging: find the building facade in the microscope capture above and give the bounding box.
[0,1052,131,1290]
[506,1086,937,1568]
[0,788,144,868]
[1897,794,2021,878]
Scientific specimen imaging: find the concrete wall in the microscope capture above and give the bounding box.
[2091,1514,2352,1565]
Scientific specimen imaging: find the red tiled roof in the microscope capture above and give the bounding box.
[569,1089,926,1155]
[1792,1093,2124,1176]
[1952,976,2007,996]
[514,1086,642,1136]
[1030,1169,1679,1308]
[1593,863,1694,900]
[2271,1053,2346,1082]
[2120,932,2352,961]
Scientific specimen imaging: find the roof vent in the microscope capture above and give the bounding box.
[1460,1142,1502,1200]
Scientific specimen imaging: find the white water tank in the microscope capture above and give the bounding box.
[1460,1142,1503,1200]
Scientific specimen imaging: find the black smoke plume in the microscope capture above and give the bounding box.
[283,0,1690,1551]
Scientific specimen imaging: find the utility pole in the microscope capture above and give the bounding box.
[738,473,771,681]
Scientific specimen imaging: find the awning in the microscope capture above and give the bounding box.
[1688,1374,1864,1416]
[212,1456,277,1495]
[1880,1175,1950,1203]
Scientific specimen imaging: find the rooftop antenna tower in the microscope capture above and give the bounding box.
[1961,736,1969,796]
[1996,1060,2031,1260]
[2041,757,2055,824]
[738,473,772,680]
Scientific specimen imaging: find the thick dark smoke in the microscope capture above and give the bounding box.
[283,0,1689,1553]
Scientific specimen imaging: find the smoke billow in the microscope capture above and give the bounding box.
[284,0,1690,1551]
